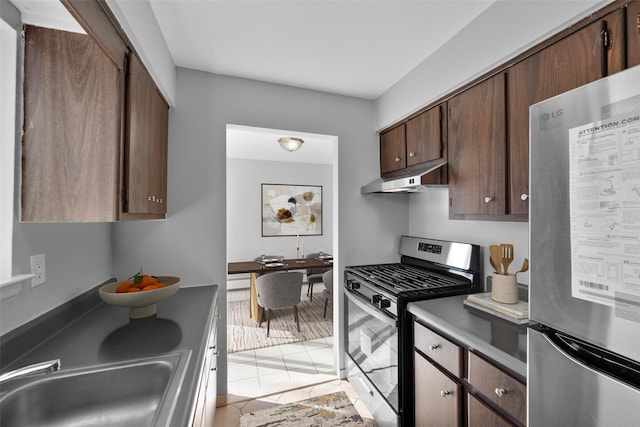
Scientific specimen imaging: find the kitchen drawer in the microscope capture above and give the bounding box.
[415,352,462,427]
[468,394,513,427]
[468,352,526,425]
[414,321,463,378]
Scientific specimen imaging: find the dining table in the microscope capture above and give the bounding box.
[227,257,334,322]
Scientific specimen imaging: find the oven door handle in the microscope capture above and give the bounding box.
[344,289,398,328]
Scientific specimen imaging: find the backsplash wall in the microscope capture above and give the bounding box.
[408,189,529,287]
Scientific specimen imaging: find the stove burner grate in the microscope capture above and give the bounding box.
[355,263,467,293]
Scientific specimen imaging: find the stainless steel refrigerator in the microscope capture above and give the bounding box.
[529,64,640,426]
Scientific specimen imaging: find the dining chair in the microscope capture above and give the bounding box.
[256,271,304,337]
[305,252,332,302]
[322,269,333,318]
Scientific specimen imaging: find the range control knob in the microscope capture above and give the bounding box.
[372,294,391,309]
[347,280,360,290]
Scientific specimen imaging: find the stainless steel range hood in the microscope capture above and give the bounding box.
[360,158,447,194]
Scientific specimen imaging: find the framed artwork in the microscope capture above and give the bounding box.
[261,183,322,236]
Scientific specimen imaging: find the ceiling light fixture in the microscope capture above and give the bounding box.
[278,137,304,153]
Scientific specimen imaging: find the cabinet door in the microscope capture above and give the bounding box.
[628,0,640,67]
[468,352,526,426]
[415,352,462,427]
[507,10,625,216]
[380,125,406,175]
[406,107,442,167]
[124,53,169,216]
[448,74,506,218]
[468,394,514,427]
[22,25,122,222]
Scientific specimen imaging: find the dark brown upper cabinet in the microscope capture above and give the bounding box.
[379,105,446,184]
[380,124,406,175]
[406,107,443,167]
[21,25,124,222]
[507,9,625,217]
[21,1,169,222]
[448,74,507,219]
[628,0,640,67]
[123,53,169,218]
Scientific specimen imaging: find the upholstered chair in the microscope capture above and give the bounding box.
[322,269,333,318]
[305,252,332,301]
[256,271,304,337]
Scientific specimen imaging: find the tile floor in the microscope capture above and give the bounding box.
[217,288,376,426]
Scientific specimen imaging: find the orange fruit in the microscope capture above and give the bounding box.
[116,281,134,293]
[126,287,141,293]
[141,284,161,291]
[137,275,158,288]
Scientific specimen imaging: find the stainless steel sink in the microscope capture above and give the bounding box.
[0,350,190,427]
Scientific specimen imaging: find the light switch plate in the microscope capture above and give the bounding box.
[30,253,46,287]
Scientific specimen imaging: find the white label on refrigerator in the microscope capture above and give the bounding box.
[569,113,640,307]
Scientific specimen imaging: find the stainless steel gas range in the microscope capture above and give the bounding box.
[344,236,481,427]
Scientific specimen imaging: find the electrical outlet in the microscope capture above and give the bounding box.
[30,253,46,287]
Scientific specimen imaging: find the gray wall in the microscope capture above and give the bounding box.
[112,68,406,395]
[226,158,333,265]
[1,0,114,335]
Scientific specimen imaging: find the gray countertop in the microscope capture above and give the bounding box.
[408,294,527,379]
[0,282,218,427]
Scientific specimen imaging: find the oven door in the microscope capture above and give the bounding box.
[344,288,399,418]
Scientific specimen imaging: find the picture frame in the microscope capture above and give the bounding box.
[261,183,322,237]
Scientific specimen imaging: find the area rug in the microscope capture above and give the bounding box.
[240,391,364,426]
[228,295,333,353]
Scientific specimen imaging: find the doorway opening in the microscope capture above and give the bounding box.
[224,124,340,402]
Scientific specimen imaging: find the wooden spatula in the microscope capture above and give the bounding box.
[489,245,502,274]
[500,243,514,275]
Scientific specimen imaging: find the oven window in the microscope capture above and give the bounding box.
[346,293,399,411]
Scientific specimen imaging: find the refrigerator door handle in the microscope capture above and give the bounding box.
[542,327,640,391]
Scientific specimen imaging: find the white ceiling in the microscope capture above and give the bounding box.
[147,0,495,101]
[226,125,335,165]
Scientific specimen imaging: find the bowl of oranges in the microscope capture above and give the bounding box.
[99,271,181,318]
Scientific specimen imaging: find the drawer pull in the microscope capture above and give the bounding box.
[429,344,440,351]
[440,390,451,397]
[494,387,507,397]
[395,157,401,162]
[484,196,494,203]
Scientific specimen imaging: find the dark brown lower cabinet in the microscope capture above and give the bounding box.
[415,351,462,427]
[414,321,526,427]
[468,394,512,427]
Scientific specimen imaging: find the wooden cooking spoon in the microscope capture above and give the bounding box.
[515,258,529,276]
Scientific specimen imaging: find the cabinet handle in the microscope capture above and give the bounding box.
[409,152,415,157]
[211,367,217,371]
[429,344,440,351]
[520,194,529,201]
[395,157,401,162]
[495,388,507,397]
[484,197,493,203]
[440,390,451,397]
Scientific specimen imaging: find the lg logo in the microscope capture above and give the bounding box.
[541,109,563,122]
